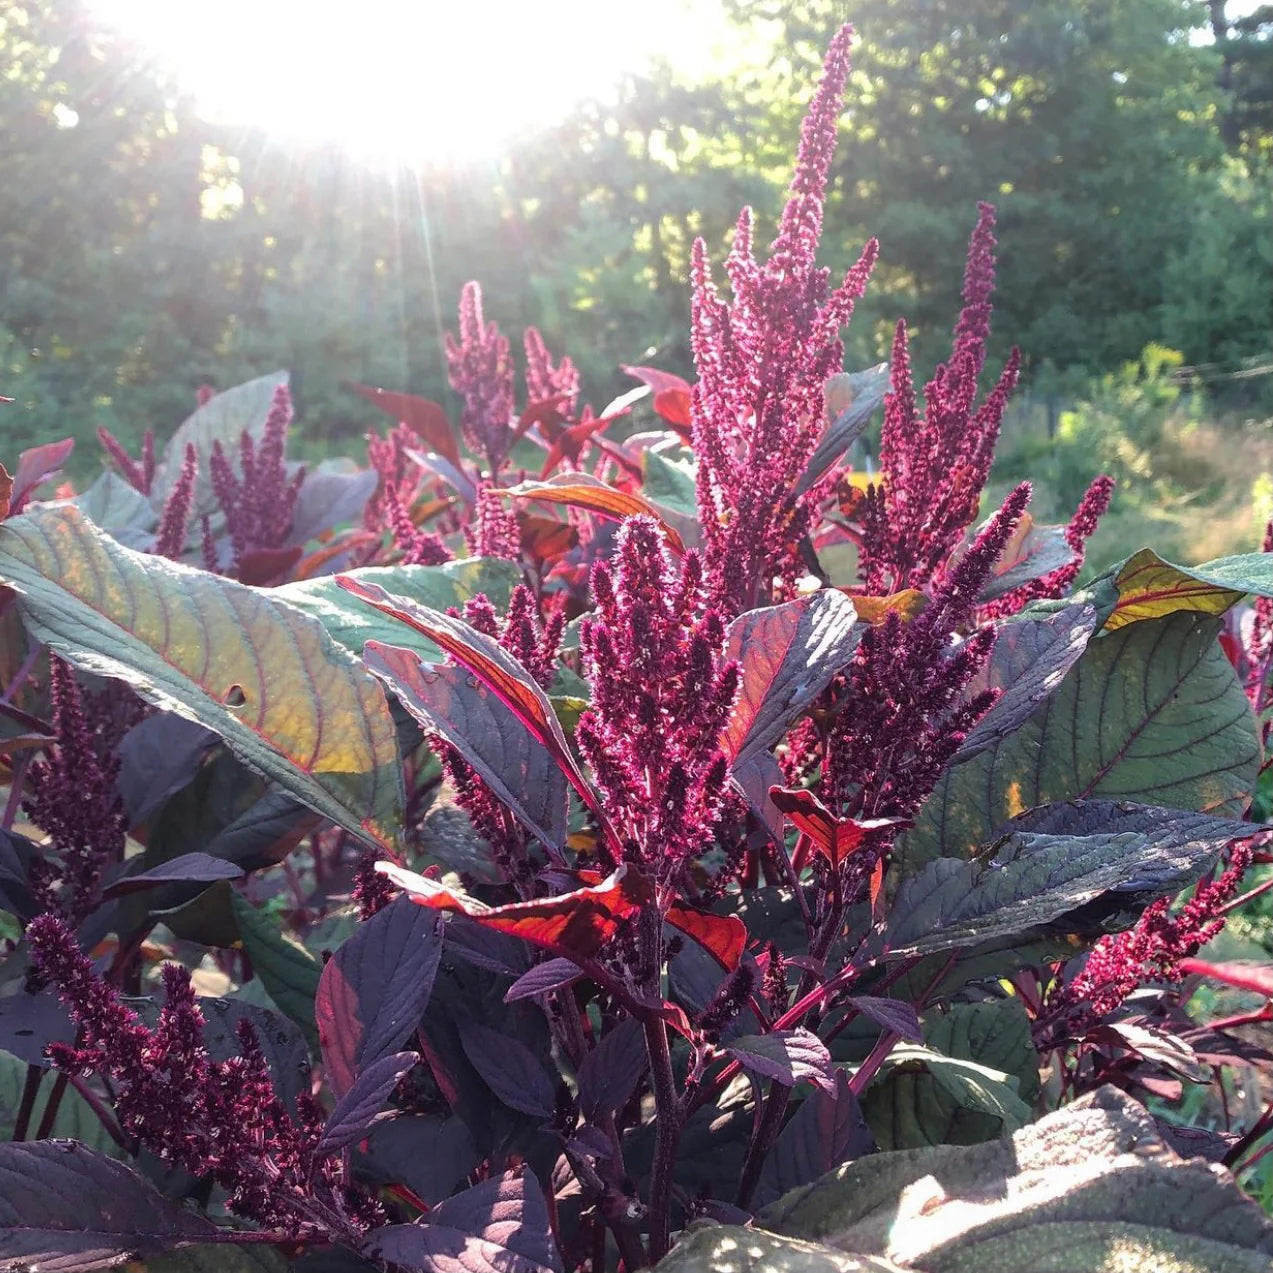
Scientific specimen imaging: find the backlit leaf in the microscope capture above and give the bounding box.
[364,641,568,852]
[721,593,861,766]
[666,904,748,970]
[726,1030,837,1094]
[10,437,75,514]
[795,363,889,498]
[0,505,402,849]
[344,379,462,468]
[1105,547,1273,631]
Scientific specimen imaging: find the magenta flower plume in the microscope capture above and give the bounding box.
[524,326,580,417]
[382,478,452,566]
[25,914,383,1239]
[153,442,197,560]
[23,657,127,923]
[97,426,155,496]
[364,420,426,532]
[209,383,305,575]
[446,281,515,473]
[465,484,522,560]
[576,517,740,887]
[861,204,1022,593]
[690,23,879,614]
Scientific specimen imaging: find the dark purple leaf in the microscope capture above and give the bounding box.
[953,604,1099,763]
[427,1170,561,1273]
[315,1051,418,1157]
[10,438,75,513]
[731,752,785,843]
[720,593,861,766]
[316,896,444,1099]
[402,447,478,505]
[115,713,219,827]
[793,363,889,497]
[755,1070,873,1207]
[978,518,1077,601]
[444,915,532,978]
[101,853,243,899]
[504,958,582,1002]
[725,1029,837,1094]
[0,1139,217,1270]
[846,997,924,1043]
[0,985,74,1067]
[458,1023,557,1118]
[577,1019,647,1119]
[361,1224,553,1273]
[287,466,380,547]
[365,1114,480,1205]
[364,643,568,852]
[0,828,36,920]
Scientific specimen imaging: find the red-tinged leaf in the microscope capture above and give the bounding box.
[518,395,571,441]
[335,574,600,816]
[666,902,748,970]
[0,463,12,521]
[846,996,924,1043]
[498,473,686,554]
[315,895,444,1099]
[721,592,861,766]
[344,380,461,468]
[1179,959,1273,997]
[845,589,927,625]
[364,640,569,852]
[653,388,693,433]
[402,446,478,505]
[377,862,652,963]
[769,786,901,868]
[518,512,580,567]
[459,1022,557,1117]
[293,528,381,580]
[100,852,243,899]
[537,410,618,478]
[0,1140,218,1269]
[236,544,303,586]
[725,1029,837,1094]
[577,1018,647,1119]
[315,1050,419,1157]
[10,438,75,514]
[622,364,692,397]
[504,957,584,1002]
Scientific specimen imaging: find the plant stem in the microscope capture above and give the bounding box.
[2,752,30,831]
[13,1064,43,1140]
[735,1080,791,1209]
[643,1016,680,1264]
[66,1075,131,1151]
[849,1030,900,1097]
[34,1071,68,1139]
[1,641,41,703]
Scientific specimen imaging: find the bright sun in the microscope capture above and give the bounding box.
[86,0,724,166]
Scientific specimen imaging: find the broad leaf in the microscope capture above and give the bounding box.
[577,1018,648,1119]
[315,1050,418,1156]
[497,473,687,552]
[459,1022,557,1117]
[906,613,1259,869]
[115,713,220,827]
[721,593,861,765]
[427,1168,562,1273]
[152,370,289,515]
[0,830,37,921]
[975,514,1076,601]
[230,893,322,1046]
[666,904,748,971]
[315,896,443,1098]
[952,604,1099,764]
[761,1087,1273,1273]
[286,462,380,547]
[72,471,157,549]
[862,1043,1031,1150]
[794,363,889,498]
[364,641,568,852]
[378,862,652,963]
[335,575,597,813]
[844,998,923,1044]
[0,506,402,849]
[344,379,462,468]
[364,1114,480,1206]
[726,1030,837,1094]
[770,788,900,869]
[0,1050,120,1155]
[925,999,1040,1102]
[10,438,75,513]
[0,1140,217,1270]
[654,1227,901,1272]
[885,800,1258,959]
[504,958,583,1002]
[101,853,242,899]
[276,558,523,665]
[1105,547,1273,631]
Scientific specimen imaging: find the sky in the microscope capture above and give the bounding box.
[84,0,740,165]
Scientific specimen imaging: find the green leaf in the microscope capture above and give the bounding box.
[861,1043,1031,1150]
[151,370,289,516]
[641,446,701,547]
[884,800,1257,960]
[146,1244,291,1273]
[0,1049,126,1158]
[275,558,524,663]
[904,613,1259,871]
[71,471,157,549]
[655,1224,904,1272]
[1104,547,1273,632]
[924,999,1040,1103]
[760,1087,1273,1273]
[229,892,321,1048]
[0,505,402,849]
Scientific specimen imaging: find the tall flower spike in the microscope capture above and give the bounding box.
[154,443,197,560]
[576,517,739,885]
[690,23,879,614]
[861,204,1021,594]
[446,282,515,473]
[524,326,580,417]
[383,479,452,566]
[97,426,155,495]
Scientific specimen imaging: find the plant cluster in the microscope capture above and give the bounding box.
[3,22,1273,1273]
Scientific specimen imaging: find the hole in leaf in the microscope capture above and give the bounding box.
[223,684,247,709]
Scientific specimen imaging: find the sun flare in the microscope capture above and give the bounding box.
[86,0,722,166]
